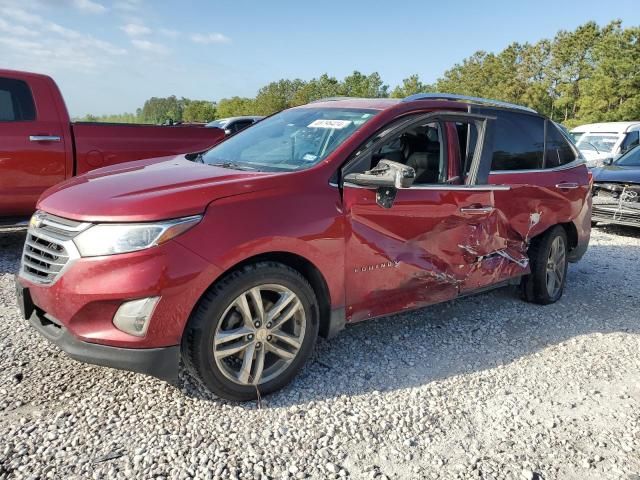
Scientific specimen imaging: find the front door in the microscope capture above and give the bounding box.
[0,76,68,218]
[341,113,525,322]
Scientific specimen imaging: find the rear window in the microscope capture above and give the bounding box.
[0,77,36,121]
[545,122,576,168]
[489,111,545,171]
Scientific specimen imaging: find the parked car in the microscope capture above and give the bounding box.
[0,69,225,227]
[16,94,591,401]
[591,145,640,227]
[571,122,640,168]
[206,116,264,135]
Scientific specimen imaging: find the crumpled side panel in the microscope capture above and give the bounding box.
[344,188,534,322]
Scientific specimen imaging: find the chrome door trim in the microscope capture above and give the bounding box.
[343,182,511,191]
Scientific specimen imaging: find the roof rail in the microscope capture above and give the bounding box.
[402,93,537,114]
[309,96,361,103]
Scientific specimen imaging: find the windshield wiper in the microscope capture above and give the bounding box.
[210,161,257,171]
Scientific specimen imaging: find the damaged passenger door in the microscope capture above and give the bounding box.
[341,112,527,323]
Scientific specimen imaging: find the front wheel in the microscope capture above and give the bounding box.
[182,262,319,401]
[521,226,568,305]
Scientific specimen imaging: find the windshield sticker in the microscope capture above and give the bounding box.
[302,153,318,162]
[307,119,352,129]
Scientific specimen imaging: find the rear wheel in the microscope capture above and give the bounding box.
[182,262,319,401]
[521,226,568,305]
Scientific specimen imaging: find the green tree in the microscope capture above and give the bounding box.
[253,78,307,115]
[182,100,217,122]
[340,71,388,98]
[390,74,432,98]
[216,96,257,118]
[291,74,342,104]
[140,96,185,124]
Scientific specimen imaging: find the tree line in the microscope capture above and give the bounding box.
[79,21,639,128]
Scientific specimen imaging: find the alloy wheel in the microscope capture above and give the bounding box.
[213,284,306,386]
[545,236,566,298]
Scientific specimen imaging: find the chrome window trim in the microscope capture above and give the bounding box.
[343,181,511,191]
[488,159,586,175]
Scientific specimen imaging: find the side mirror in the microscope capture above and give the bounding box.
[603,157,614,166]
[224,129,232,135]
[344,160,416,189]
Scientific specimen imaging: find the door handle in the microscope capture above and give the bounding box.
[555,182,579,189]
[460,206,494,214]
[29,135,61,142]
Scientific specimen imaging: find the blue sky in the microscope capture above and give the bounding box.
[1,0,639,117]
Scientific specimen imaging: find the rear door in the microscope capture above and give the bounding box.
[483,111,590,256]
[341,112,527,322]
[0,76,69,218]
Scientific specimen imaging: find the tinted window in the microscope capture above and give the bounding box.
[621,131,640,153]
[0,77,36,121]
[545,122,576,168]
[232,120,254,133]
[616,146,640,167]
[490,111,544,170]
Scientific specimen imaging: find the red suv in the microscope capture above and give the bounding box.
[16,94,591,401]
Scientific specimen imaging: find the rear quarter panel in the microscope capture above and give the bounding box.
[72,123,224,174]
[488,164,591,258]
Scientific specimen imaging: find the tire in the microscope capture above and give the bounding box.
[521,226,569,305]
[181,261,319,401]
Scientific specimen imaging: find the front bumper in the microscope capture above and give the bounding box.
[22,289,180,382]
[16,235,222,381]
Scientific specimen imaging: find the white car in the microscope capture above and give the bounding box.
[571,121,640,167]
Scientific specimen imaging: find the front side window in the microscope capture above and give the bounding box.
[489,111,545,171]
[575,134,621,154]
[202,108,377,171]
[620,131,640,154]
[615,146,640,167]
[369,122,445,184]
[545,121,577,168]
[0,77,36,122]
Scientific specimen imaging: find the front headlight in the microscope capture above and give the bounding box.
[73,215,201,257]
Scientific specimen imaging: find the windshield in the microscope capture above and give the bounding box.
[615,145,640,167]
[206,119,230,128]
[575,134,621,153]
[202,108,377,171]
[569,132,584,143]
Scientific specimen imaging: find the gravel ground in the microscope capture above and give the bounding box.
[1,226,640,480]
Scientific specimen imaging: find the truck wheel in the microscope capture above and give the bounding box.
[182,262,319,401]
[521,226,568,305]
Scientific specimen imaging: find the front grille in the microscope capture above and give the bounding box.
[22,234,70,283]
[20,212,90,284]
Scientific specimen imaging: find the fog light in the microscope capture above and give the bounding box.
[113,297,160,337]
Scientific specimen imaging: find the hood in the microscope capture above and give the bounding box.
[38,156,275,222]
[592,164,640,185]
[580,150,619,167]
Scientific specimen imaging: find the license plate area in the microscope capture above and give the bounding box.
[15,278,35,320]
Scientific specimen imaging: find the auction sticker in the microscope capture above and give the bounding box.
[307,119,352,129]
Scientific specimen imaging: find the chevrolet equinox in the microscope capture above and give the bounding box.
[16,94,591,401]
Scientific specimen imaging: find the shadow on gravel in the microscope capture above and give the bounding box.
[181,239,640,407]
[0,231,25,275]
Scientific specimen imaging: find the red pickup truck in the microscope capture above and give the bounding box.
[0,69,224,226]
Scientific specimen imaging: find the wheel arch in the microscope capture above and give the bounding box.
[196,251,340,339]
